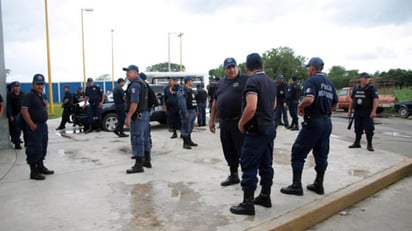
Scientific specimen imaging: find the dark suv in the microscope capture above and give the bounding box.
[100,84,167,132]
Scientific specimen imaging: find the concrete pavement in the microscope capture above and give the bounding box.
[0,118,411,231]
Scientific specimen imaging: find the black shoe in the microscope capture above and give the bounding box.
[221,174,240,186]
[290,126,299,131]
[143,152,152,168]
[118,132,129,138]
[85,128,93,134]
[113,130,120,136]
[95,128,101,132]
[307,183,324,195]
[188,135,198,147]
[15,143,22,150]
[348,143,361,148]
[56,127,65,130]
[30,164,45,180]
[38,161,54,175]
[253,195,272,208]
[230,202,255,215]
[280,183,303,196]
[126,157,144,174]
[367,145,374,152]
[170,133,177,139]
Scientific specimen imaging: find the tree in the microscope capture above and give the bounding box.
[385,68,412,89]
[146,62,185,72]
[262,47,307,81]
[95,74,111,81]
[327,66,359,89]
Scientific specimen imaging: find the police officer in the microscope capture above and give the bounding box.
[230,53,277,216]
[163,77,181,138]
[274,74,289,127]
[209,57,248,187]
[195,84,208,127]
[285,76,301,130]
[7,81,25,149]
[83,78,105,133]
[73,87,85,104]
[124,65,150,174]
[178,76,198,149]
[280,57,338,196]
[0,93,4,117]
[21,74,54,180]
[113,78,128,137]
[56,86,73,130]
[348,72,379,151]
[207,77,219,113]
[138,72,153,168]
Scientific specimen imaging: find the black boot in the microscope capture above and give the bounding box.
[30,164,45,180]
[221,166,240,186]
[118,131,129,138]
[38,161,54,175]
[143,151,152,168]
[188,134,198,147]
[307,170,325,195]
[170,129,177,139]
[183,136,192,149]
[253,186,272,208]
[366,135,374,151]
[126,157,144,174]
[230,190,255,215]
[280,170,303,196]
[349,134,361,148]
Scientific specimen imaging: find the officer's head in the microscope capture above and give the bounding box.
[87,77,95,87]
[122,64,139,81]
[223,57,238,79]
[117,78,125,87]
[245,53,263,76]
[167,76,177,86]
[77,87,83,92]
[184,76,193,87]
[63,86,70,92]
[10,81,21,93]
[276,74,284,83]
[32,73,45,93]
[305,57,324,76]
[358,72,371,85]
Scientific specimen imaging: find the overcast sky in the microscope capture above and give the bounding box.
[2,0,412,83]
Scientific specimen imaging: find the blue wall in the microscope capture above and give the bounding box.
[8,81,117,103]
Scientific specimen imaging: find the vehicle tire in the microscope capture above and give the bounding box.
[102,113,118,132]
[399,106,410,119]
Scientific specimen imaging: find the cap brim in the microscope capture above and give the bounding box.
[122,67,129,71]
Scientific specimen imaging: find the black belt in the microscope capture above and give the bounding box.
[221,116,240,121]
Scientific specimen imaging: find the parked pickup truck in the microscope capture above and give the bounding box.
[337,87,395,112]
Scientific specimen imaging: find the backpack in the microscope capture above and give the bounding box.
[147,84,159,108]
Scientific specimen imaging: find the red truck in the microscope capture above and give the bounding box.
[337,87,395,112]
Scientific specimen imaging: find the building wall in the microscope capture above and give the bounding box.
[0,2,10,149]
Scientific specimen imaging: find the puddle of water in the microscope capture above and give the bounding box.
[109,181,229,231]
[348,169,370,178]
[194,158,221,165]
[273,148,315,167]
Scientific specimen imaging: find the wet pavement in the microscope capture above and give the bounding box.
[0,118,410,231]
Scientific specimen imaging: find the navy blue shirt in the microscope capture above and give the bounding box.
[85,85,103,104]
[63,91,73,107]
[243,71,277,122]
[351,84,379,114]
[7,91,25,117]
[277,82,288,101]
[21,90,48,123]
[113,85,125,104]
[302,72,338,116]
[164,84,180,108]
[214,73,248,119]
[285,82,301,103]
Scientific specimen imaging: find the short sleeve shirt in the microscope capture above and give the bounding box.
[21,90,48,123]
[128,77,142,104]
[85,85,102,103]
[214,73,248,119]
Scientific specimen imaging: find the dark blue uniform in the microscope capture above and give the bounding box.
[285,81,301,130]
[195,86,208,126]
[275,81,289,127]
[21,90,49,165]
[57,89,73,129]
[7,90,25,146]
[240,71,277,192]
[291,72,338,173]
[85,85,103,130]
[214,74,248,173]
[113,85,126,133]
[178,86,197,139]
[351,84,378,138]
[164,84,181,132]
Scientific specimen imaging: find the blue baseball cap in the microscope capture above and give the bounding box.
[184,76,193,83]
[246,53,263,70]
[10,81,20,87]
[138,72,147,80]
[33,74,45,84]
[223,57,237,69]
[117,78,125,84]
[122,64,139,72]
[87,77,94,83]
[359,72,370,78]
[305,57,324,69]
[276,74,284,80]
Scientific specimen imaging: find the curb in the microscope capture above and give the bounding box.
[248,158,412,231]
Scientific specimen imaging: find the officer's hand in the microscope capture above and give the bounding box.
[298,107,305,116]
[184,112,189,118]
[162,105,167,113]
[98,102,103,108]
[238,123,245,134]
[370,111,376,119]
[9,116,14,123]
[209,120,215,133]
[283,102,288,108]
[347,111,351,117]
[29,123,37,131]
[125,117,130,128]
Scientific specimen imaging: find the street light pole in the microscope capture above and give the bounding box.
[111,29,114,90]
[167,32,171,72]
[178,32,184,72]
[81,8,93,91]
[44,0,54,114]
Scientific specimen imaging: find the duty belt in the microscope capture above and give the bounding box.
[221,116,240,121]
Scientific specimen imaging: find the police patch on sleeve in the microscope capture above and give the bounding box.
[305,87,312,94]
[131,88,136,94]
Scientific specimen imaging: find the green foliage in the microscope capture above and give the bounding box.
[382,69,412,89]
[327,66,359,89]
[146,62,185,72]
[262,47,307,80]
[208,64,224,81]
[394,88,412,102]
[48,103,63,119]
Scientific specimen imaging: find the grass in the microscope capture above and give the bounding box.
[48,103,63,119]
[394,88,412,102]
